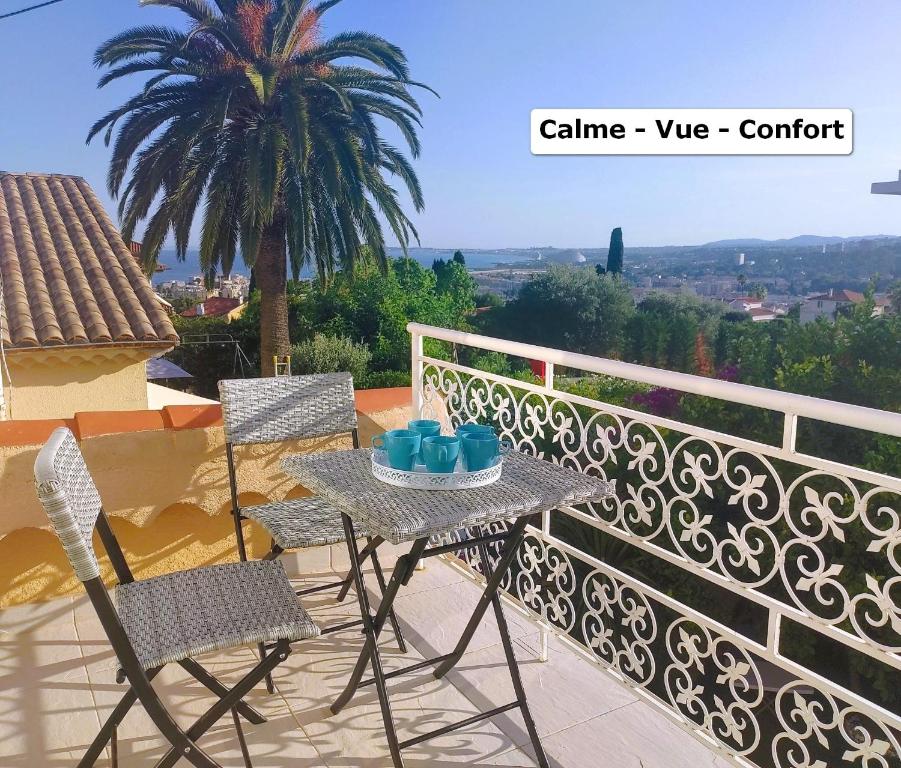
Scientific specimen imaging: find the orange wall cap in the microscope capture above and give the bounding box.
[162,404,224,431]
[0,418,76,447]
[355,387,412,414]
[74,410,166,439]
[0,387,409,446]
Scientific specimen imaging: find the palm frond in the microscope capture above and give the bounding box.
[300,31,410,80]
[140,0,219,24]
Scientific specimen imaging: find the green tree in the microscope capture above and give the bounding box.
[488,266,634,357]
[606,227,624,275]
[307,257,468,371]
[889,280,901,314]
[89,0,431,374]
[452,250,466,265]
[475,290,504,308]
[627,293,725,372]
[434,260,476,312]
[747,282,768,300]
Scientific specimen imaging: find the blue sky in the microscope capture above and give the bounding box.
[2,0,901,248]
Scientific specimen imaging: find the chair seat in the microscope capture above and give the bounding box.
[117,561,319,670]
[241,496,368,550]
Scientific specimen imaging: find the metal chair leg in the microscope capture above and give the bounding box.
[231,707,254,768]
[262,540,283,562]
[257,641,275,695]
[153,640,291,768]
[179,658,266,724]
[77,668,163,768]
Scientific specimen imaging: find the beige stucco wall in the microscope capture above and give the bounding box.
[0,390,413,607]
[6,348,157,419]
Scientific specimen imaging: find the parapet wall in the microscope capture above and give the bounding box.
[0,388,412,607]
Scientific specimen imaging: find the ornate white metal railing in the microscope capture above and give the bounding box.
[408,322,900,768]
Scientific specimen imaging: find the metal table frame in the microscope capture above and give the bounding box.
[284,447,614,767]
[333,513,549,768]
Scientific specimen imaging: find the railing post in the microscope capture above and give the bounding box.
[544,361,555,392]
[538,628,549,663]
[539,502,552,663]
[411,328,427,572]
[411,329,424,420]
[782,412,798,453]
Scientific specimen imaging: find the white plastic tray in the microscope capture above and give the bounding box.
[371,449,503,490]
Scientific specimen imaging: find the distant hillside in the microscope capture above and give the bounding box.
[703,235,898,248]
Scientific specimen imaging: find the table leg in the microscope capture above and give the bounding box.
[476,532,550,768]
[433,516,529,679]
[332,514,427,766]
[332,514,544,767]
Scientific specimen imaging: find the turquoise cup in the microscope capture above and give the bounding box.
[408,419,441,464]
[409,419,441,437]
[421,435,461,473]
[455,423,496,439]
[372,429,422,471]
[461,432,500,471]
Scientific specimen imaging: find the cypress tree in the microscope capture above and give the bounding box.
[606,227,624,275]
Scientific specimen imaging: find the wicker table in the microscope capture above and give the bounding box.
[283,448,614,768]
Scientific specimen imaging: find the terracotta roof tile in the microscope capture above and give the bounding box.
[180,296,243,318]
[0,173,178,350]
[807,289,866,303]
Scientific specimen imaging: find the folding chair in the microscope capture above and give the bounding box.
[34,427,319,768]
[218,373,406,690]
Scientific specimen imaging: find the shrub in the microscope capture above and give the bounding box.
[291,334,371,383]
[360,370,411,389]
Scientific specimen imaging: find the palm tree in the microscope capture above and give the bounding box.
[89,0,430,374]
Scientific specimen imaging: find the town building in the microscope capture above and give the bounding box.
[723,295,780,322]
[179,295,247,321]
[799,288,888,324]
[156,277,208,301]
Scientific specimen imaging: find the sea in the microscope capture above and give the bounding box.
[151,247,543,286]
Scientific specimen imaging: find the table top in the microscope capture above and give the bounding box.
[282,448,615,545]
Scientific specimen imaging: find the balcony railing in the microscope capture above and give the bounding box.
[408,322,900,768]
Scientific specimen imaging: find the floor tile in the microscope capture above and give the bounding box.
[445,630,636,747]
[0,596,101,765]
[524,701,728,768]
[392,577,539,660]
[0,558,740,768]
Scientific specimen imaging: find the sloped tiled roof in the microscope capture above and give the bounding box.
[0,173,177,351]
[807,289,865,303]
[180,297,243,318]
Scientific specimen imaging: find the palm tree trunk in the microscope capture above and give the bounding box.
[256,214,290,376]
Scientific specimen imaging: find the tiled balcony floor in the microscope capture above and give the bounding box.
[0,547,733,767]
